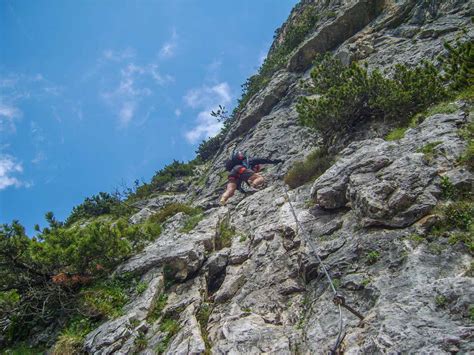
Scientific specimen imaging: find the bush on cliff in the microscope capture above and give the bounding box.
[284,148,332,189]
[65,191,131,226]
[0,214,160,348]
[297,54,446,146]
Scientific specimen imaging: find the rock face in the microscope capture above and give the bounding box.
[84,1,473,354]
[312,110,468,227]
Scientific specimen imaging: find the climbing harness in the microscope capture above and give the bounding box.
[283,184,364,355]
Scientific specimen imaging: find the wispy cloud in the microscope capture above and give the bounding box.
[184,82,232,144]
[0,102,22,132]
[102,48,136,62]
[160,29,178,59]
[174,108,181,117]
[0,154,26,190]
[0,72,62,132]
[101,61,173,128]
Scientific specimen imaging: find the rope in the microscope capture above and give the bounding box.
[283,184,363,355]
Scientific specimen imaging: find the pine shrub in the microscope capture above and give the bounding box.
[297,54,446,146]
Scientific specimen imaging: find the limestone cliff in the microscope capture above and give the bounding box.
[84,1,473,353]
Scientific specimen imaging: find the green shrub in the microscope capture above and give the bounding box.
[284,149,332,189]
[0,216,159,347]
[51,317,94,355]
[459,121,474,171]
[418,141,442,155]
[435,295,448,308]
[80,278,129,318]
[180,213,204,233]
[297,54,447,146]
[417,141,442,162]
[66,192,131,225]
[366,251,380,265]
[443,201,473,231]
[136,282,148,295]
[215,217,235,250]
[149,203,202,225]
[440,176,455,200]
[134,330,148,352]
[196,134,224,161]
[2,344,45,355]
[147,294,168,323]
[156,317,180,354]
[130,160,196,199]
[385,127,407,141]
[196,303,212,353]
[439,35,473,91]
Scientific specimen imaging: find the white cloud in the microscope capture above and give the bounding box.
[184,82,232,144]
[119,101,136,126]
[0,155,24,190]
[184,82,231,109]
[185,110,223,144]
[174,108,181,117]
[160,29,178,58]
[101,61,173,128]
[102,48,136,62]
[0,102,22,132]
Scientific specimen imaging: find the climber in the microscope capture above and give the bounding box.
[219,151,282,205]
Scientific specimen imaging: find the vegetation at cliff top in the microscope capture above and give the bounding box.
[196,4,320,161]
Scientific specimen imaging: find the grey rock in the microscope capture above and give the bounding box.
[312,111,467,227]
[443,167,474,194]
[84,271,163,354]
[80,2,474,354]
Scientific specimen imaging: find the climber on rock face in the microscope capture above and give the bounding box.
[219,151,282,205]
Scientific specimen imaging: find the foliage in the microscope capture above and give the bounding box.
[215,216,235,250]
[418,141,442,155]
[435,295,447,308]
[66,192,131,225]
[134,330,148,352]
[440,176,455,200]
[136,282,148,295]
[439,34,473,91]
[284,148,332,189]
[131,160,196,199]
[432,200,473,253]
[147,293,168,323]
[442,201,473,231]
[0,216,159,348]
[417,141,442,162]
[196,303,212,353]
[80,278,129,318]
[366,251,380,265]
[196,132,229,161]
[459,121,474,171]
[149,203,202,225]
[51,317,94,355]
[385,127,407,141]
[156,316,180,354]
[297,54,447,146]
[180,213,204,233]
[2,344,46,354]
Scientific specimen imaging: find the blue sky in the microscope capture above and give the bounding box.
[0,0,298,234]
